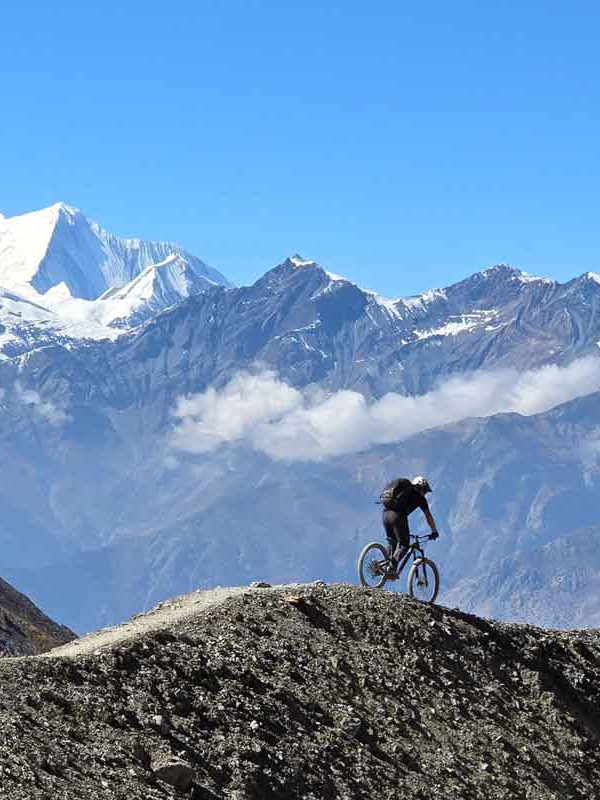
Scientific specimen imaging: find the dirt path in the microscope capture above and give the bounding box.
[45,585,252,659]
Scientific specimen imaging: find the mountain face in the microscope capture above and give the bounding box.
[444,525,600,628]
[4,255,599,420]
[95,258,600,401]
[0,574,75,656]
[2,584,600,799]
[0,203,230,355]
[1,203,600,632]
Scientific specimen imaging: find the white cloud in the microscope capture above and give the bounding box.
[13,381,70,426]
[171,357,600,462]
[171,371,302,454]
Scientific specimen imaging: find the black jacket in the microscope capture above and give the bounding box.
[383,478,429,516]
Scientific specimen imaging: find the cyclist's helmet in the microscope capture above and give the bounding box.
[411,475,432,495]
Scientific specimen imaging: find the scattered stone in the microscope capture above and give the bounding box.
[250,581,271,589]
[172,688,192,715]
[151,754,195,792]
[131,742,151,768]
[1,584,600,799]
[150,714,171,736]
[282,594,304,606]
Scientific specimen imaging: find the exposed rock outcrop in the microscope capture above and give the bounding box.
[0,576,75,656]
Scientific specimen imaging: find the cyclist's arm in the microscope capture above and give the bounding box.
[423,508,438,535]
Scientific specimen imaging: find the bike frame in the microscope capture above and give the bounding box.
[394,536,428,576]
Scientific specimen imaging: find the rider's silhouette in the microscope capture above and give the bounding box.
[381,476,439,572]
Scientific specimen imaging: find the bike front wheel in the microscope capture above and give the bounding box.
[407,558,440,604]
[357,542,389,589]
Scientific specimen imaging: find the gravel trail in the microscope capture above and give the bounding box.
[45,585,252,658]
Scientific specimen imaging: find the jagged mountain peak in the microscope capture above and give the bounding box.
[481,261,520,275]
[0,202,232,354]
[478,262,555,285]
[0,202,230,301]
[1,200,80,232]
[49,200,80,217]
[288,254,318,268]
[282,255,350,282]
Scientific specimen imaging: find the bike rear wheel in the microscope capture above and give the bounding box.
[357,542,389,589]
[407,557,440,604]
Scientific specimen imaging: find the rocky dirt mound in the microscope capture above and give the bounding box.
[0,576,75,656]
[1,583,600,799]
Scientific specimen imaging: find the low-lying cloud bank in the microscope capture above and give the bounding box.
[171,357,600,462]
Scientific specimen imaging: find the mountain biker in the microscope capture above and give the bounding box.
[380,476,439,576]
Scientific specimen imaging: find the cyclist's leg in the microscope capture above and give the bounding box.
[393,514,410,561]
[382,509,398,562]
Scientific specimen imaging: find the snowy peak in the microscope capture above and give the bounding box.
[0,202,232,355]
[289,254,318,269]
[0,202,230,301]
[478,263,554,285]
[283,255,353,286]
[0,203,61,292]
[97,253,219,327]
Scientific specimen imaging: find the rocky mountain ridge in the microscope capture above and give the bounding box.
[1,583,599,799]
[0,575,75,656]
[73,256,600,402]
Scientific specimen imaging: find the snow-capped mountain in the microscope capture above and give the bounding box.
[0,213,599,632]
[74,255,599,406]
[0,203,230,354]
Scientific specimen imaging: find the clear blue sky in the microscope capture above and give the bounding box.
[2,0,599,296]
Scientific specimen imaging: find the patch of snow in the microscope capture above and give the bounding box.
[0,203,60,290]
[480,264,553,285]
[414,310,498,340]
[324,270,348,282]
[401,287,447,311]
[289,255,352,287]
[518,272,555,285]
[586,272,600,286]
[290,255,317,268]
[365,291,403,320]
[309,275,353,301]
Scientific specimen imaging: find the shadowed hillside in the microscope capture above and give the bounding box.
[0,576,75,656]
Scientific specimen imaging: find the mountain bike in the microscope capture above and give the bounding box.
[357,534,440,603]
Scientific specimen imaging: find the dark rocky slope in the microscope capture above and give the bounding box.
[1,584,599,799]
[0,576,75,656]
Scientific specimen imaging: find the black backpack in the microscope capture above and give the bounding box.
[380,478,412,511]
